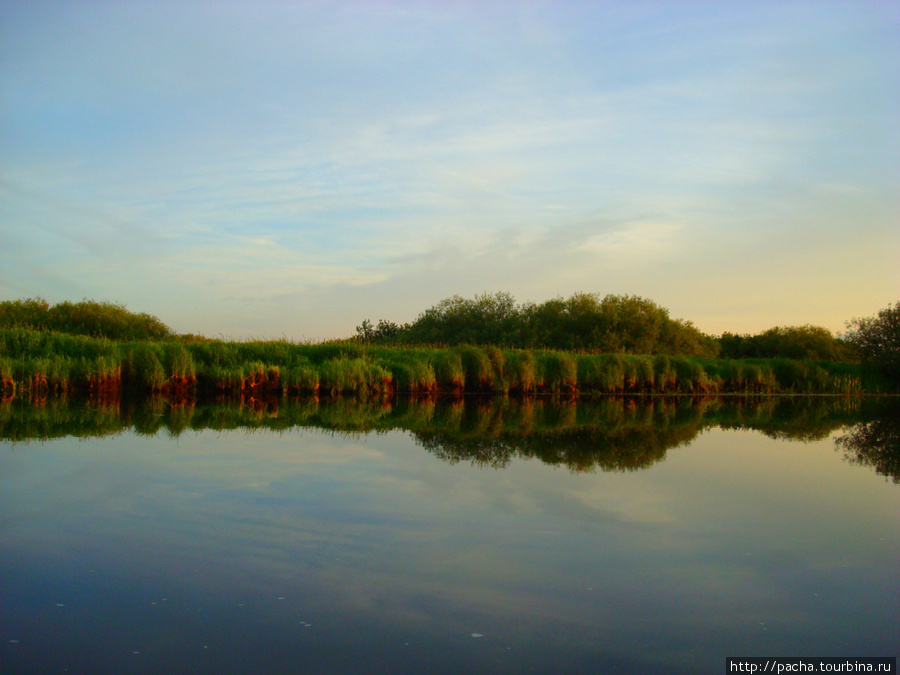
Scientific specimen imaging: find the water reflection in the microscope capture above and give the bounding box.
[1,395,898,674]
[836,398,900,483]
[2,394,895,479]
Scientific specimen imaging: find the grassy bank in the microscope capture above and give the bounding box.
[1,328,893,402]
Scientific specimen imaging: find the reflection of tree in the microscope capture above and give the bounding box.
[836,400,900,484]
[412,395,877,473]
[417,424,700,472]
[717,396,861,442]
[412,396,706,471]
[2,394,891,481]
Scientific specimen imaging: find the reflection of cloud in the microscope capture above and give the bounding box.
[5,422,898,669]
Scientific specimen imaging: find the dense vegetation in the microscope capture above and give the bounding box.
[0,326,885,401]
[843,301,900,382]
[1,295,896,401]
[357,292,720,357]
[356,291,873,366]
[717,325,858,362]
[0,298,172,341]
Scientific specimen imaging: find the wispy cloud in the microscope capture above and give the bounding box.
[1,1,896,336]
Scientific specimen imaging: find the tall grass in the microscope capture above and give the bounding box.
[319,358,392,396]
[431,350,466,391]
[505,350,536,393]
[535,351,577,393]
[0,327,889,401]
[455,345,494,391]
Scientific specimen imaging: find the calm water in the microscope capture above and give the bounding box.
[1,397,898,674]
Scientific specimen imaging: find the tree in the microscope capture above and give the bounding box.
[845,301,900,381]
[0,297,172,340]
[0,297,51,328]
[355,318,407,344]
[718,325,858,361]
[355,291,720,356]
[406,292,520,346]
[355,319,375,343]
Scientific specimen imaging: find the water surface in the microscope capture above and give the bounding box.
[1,397,897,674]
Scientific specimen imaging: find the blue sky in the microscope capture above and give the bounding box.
[1,1,897,340]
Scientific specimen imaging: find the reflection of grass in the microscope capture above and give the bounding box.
[1,395,882,476]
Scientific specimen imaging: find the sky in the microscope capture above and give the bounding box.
[1,1,897,340]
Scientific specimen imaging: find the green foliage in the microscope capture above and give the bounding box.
[125,343,167,390]
[504,350,536,393]
[577,354,625,392]
[454,345,495,391]
[0,297,172,341]
[0,298,51,329]
[358,291,719,357]
[431,350,466,390]
[718,325,858,362]
[405,292,520,346]
[355,318,405,344]
[0,317,888,400]
[535,351,577,393]
[845,301,900,382]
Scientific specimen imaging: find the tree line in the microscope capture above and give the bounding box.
[1,294,897,383]
[356,292,898,380]
[0,297,172,341]
[357,292,720,357]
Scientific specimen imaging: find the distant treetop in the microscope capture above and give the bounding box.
[0,297,173,341]
[356,291,721,358]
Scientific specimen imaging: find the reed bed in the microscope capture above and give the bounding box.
[0,327,888,401]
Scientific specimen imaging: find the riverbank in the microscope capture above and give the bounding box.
[1,328,892,402]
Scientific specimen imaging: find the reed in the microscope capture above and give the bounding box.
[281,362,321,396]
[300,341,367,364]
[483,346,509,393]
[454,345,494,391]
[78,355,123,397]
[319,358,392,395]
[125,343,167,391]
[535,351,577,393]
[0,327,887,401]
[0,357,15,399]
[576,353,623,393]
[630,355,656,391]
[505,350,536,393]
[380,356,434,393]
[670,356,714,393]
[653,355,676,392]
[431,350,466,390]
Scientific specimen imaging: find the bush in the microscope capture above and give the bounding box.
[0,298,172,341]
[718,325,858,362]
[845,301,900,382]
